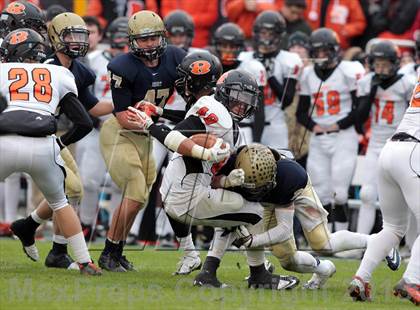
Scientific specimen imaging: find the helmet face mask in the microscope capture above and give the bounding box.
[368,41,400,80]
[48,13,90,59]
[215,70,259,121]
[164,10,194,51]
[61,28,90,57]
[128,11,167,61]
[213,23,244,67]
[310,28,340,69]
[216,41,242,66]
[106,17,128,50]
[252,11,286,58]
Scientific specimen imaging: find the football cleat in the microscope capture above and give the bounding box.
[98,252,127,272]
[303,260,336,290]
[348,276,372,302]
[45,250,79,270]
[393,278,420,306]
[193,270,228,288]
[245,259,275,280]
[248,272,299,290]
[119,255,136,271]
[79,261,102,276]
[385,247,401,271]
[173,253,202,275]
[10,219,38,261]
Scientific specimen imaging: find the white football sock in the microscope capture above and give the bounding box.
[79,189,99,225]
[31,210,46,224]
[4,174,20,222]
[327,230,369,253]
[67,232,91,264]
[177,234,196,253]
[53,234,68,244]
[403,235,420,284]
[207,228,234,260]
[357,203,376,235]
[356,229,399,282]
[246,249,265,267]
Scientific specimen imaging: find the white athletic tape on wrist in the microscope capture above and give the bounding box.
[164,130,188,153]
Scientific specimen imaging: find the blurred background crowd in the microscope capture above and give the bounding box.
[0,0,418,257]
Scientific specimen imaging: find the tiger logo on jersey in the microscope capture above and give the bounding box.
[5,2,26,15]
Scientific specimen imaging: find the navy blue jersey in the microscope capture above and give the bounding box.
[220,155,308,205]
[262,159,308,206]
[108,45,186,113]
[48,56,99,111]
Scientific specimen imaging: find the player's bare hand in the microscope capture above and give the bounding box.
[134,100,163,117]
[127,106,153,129]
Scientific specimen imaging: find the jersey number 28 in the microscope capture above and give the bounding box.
[8,68,52,104]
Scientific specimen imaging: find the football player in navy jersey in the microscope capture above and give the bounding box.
[229,144,400,289]
[11,12,114,270]
[97,11,187,272]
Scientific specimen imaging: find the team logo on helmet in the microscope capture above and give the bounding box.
[9,30,29,44]
[189,60,211,75]
[6,2,26,15]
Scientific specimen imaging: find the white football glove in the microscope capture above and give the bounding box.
[232,225,253,248]
[127,106,154,129]
[221,168,245,188]
[200,138,231,163]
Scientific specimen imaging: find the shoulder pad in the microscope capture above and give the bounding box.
[74,59,96,85]
[238,51,254,62]
[186,96,233,130]
[340,60,365,80]
[107,53,138,83]
[238,59,267,86]
[278,50,303,76]
[356,72,373,97]
[87,50,103,62]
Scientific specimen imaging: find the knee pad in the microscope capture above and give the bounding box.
[360,185,377,206]
[303,222,330,251]
[271,237,297,266]
[334,188,348,205]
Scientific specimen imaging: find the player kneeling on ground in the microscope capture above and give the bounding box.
[128,62,299,290]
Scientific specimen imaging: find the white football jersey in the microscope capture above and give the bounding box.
[398,62,420,80]
[0,62,77,115]
[87,50,113,101]
[160,95,236,216]
[300,60,365,125]
[240,50,302,123]
[396,73,420,140]
[357,72,415,145]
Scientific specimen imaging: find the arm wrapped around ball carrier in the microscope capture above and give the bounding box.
[128,106,230,162]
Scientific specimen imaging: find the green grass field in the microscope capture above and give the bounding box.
[0,239,414,310]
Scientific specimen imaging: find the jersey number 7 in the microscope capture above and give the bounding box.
[8,68,52,104]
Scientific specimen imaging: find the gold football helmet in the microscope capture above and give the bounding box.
[235,143,277,200]
[48,12,89,58]
[128,10,167,60]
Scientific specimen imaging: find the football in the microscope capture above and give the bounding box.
[190,133,226,149]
